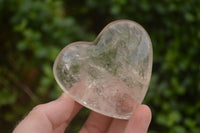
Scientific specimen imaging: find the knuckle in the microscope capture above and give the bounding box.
[32,104,45,112]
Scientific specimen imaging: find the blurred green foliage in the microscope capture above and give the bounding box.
[0,0,200,132]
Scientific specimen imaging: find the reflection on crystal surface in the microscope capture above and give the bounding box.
[54,20,153,119]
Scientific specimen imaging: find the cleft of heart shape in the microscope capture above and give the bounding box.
[53,20,153,119]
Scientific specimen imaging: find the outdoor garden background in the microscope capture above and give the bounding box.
[0,0,200,132]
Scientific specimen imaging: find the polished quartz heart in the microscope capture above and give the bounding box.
[53,20,153,119]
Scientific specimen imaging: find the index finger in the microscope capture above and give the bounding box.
[13,93,82,133]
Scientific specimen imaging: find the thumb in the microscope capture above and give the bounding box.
[124,105,152,133]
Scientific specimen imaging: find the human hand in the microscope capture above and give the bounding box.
[13,93,151,133]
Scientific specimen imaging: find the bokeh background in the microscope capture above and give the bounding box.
[0,0,200,132]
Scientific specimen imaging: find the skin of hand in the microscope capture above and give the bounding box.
[13,93,151,133]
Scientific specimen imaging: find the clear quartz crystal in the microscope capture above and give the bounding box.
[53,20,153,119]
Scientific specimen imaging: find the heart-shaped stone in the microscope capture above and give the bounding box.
[53,20,153,119]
